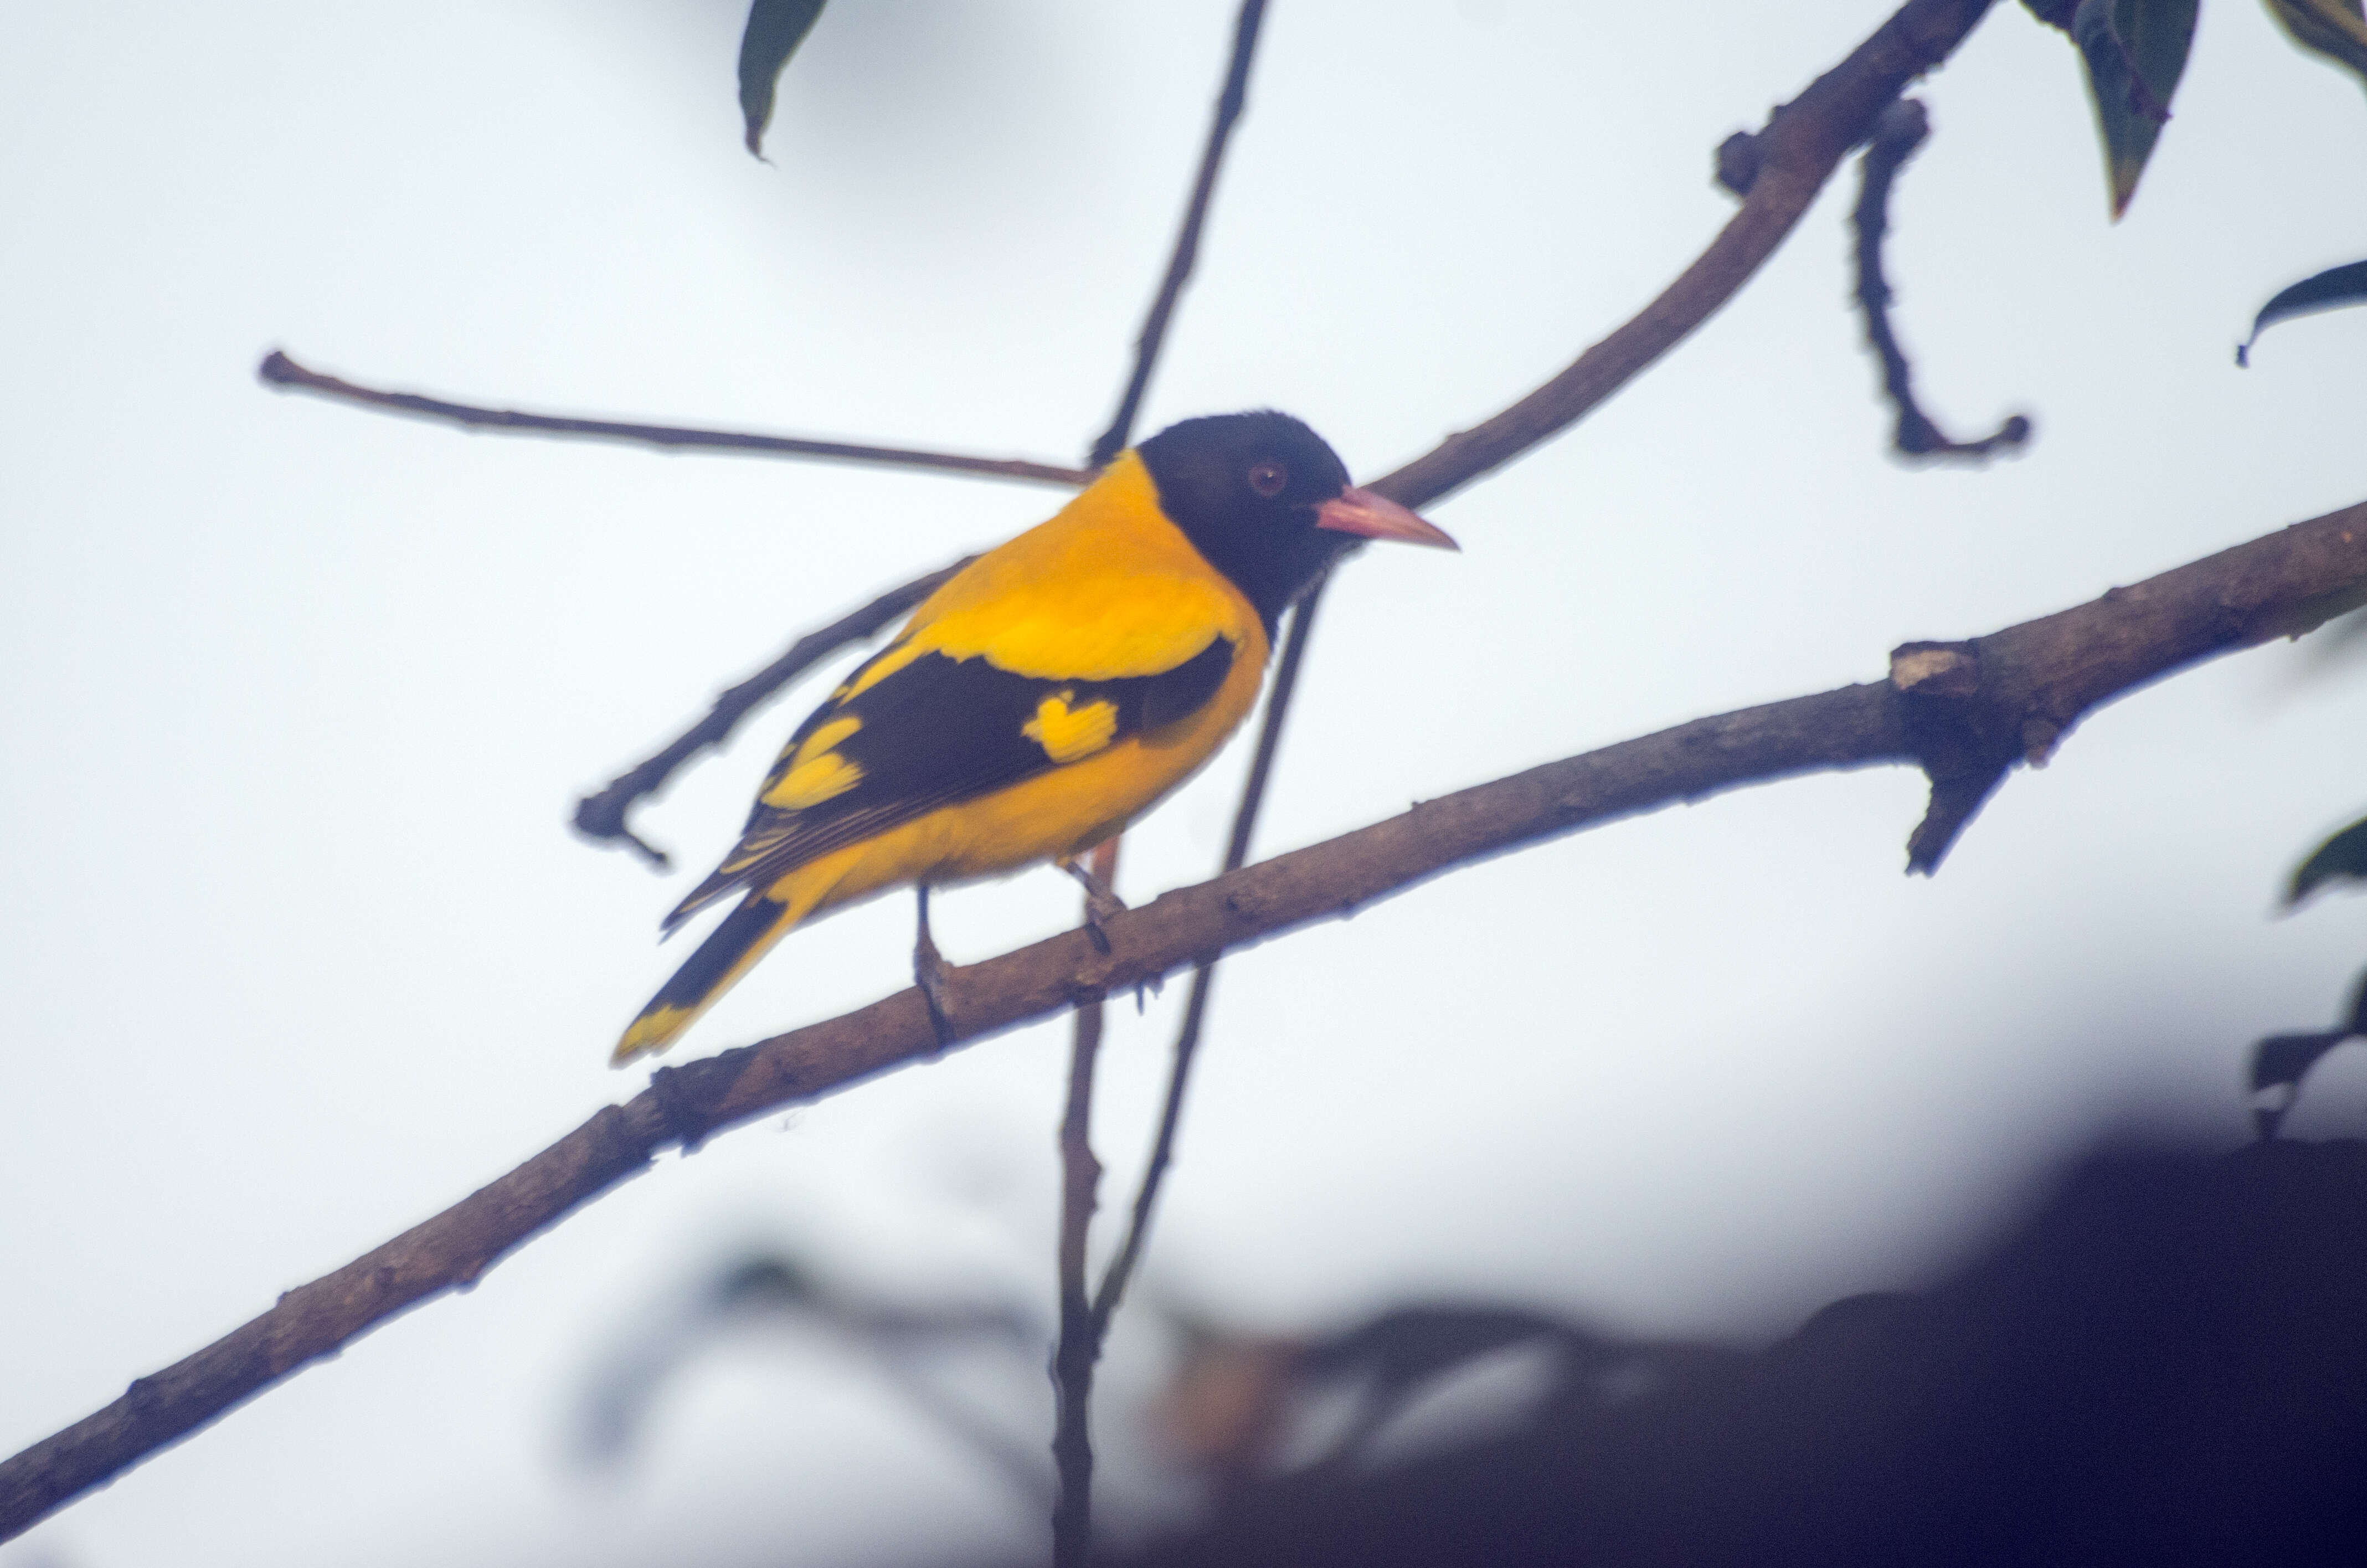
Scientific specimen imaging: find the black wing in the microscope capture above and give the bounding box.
[664,637,1235,929]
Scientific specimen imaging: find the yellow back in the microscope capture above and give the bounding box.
[850,452,1260,696]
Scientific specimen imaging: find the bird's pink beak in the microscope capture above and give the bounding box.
[1315,486,1459,550]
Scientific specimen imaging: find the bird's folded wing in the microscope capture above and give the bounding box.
[661,631,1238,932]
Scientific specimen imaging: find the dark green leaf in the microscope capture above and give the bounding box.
[2263,0,2367,92]
[2069,0,2199,217]
[2289,813,2367,903]
[737,0,827,159]
[2237,259,2367,364]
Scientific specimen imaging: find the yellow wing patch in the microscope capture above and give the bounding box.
[1023,694,1120,764]
[793,714,862,765]
[758,715,865,811]
[616,1003,695,1062]
[761,749,864,811]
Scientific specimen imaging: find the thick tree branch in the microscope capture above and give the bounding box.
[10,493,2365,1544]
[1891,501,2367,868]
[1851,100,2031,460]
[1085,0,1270,470]
[257,351,1091,487]
[1373,0,2000,512]
[572,559,974,864]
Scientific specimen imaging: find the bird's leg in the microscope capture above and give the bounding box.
[912,884,955,1050]
[1058,855,1128,955]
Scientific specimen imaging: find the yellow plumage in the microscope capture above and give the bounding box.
[615,454,1266,1062]
[611,412,1451,1065]
[846,456,1252,691]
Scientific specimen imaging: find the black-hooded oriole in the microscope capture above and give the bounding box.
[614,410,1454,1063]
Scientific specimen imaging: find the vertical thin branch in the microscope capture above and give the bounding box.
[1051,586,1318,1561]
[1048,5,1275,1557]
[1091,582,1325,1330]
[1218,584,1325,874]
[873,1356,1057,1510]
[1085,0,1272,470]
[1051,837,1118,1568]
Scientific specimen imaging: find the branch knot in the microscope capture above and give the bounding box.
[644,1065,711,1155]
[1891,638,2015,876]
[1889,640,1980,698]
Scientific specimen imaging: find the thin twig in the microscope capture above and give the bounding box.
[1372,0,2003,513]
[9,490,2366,1543]
[572,559,973,865]
[1085,0,1270,470]
[1050,837,1118,1568]
[1849,100,2031,461]
[257,351,1091,487]
[1090,584,1324,1331]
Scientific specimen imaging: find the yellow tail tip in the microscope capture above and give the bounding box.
[612,1004,694,1067]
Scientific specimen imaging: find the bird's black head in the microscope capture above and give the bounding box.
[1136,411,1454,631]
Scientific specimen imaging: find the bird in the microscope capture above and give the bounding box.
[613,410,1456,1063]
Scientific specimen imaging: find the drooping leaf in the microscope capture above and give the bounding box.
[2068,0,2200,217]
[2237,259,2367,363]
[737,0,827,159]
[2263,0,2367,92]
[2289,812,2367,903]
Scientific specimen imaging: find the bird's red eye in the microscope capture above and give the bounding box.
[1248,460,1288,497]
